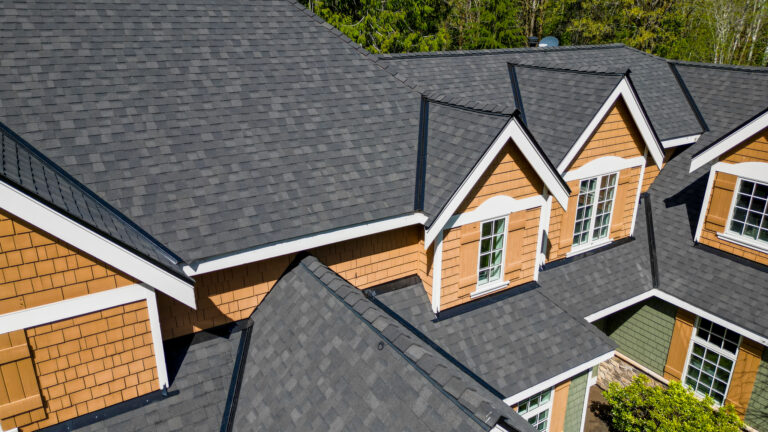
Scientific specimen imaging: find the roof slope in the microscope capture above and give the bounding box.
[0,0,422,262]
[378,45,703,143]
[375,280,616,397]
[420,101,512,224]
[0,122,188,280]
[512,65,624,165]
[235,256,534,432]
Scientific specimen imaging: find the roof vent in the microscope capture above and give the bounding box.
[527,36,539,47]
[539,36,559,47]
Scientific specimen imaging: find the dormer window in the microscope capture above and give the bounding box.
[572,173,618,249]
[728,179,768,244]
[478,217,507,286]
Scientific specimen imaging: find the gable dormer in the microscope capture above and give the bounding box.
[691,110,768,265]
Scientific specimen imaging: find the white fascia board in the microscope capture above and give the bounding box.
[690,110,768,173]
[584,290,657,322]
[562,155,645,182]
[504,351,615,406]
[694,164,718,242]
[186,213,428,276]
[557,78,665,173]
[424,117,568,248]
[0,181,196,308]
[661,134,701,148]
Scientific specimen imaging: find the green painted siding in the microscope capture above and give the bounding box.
[563,370,589,432]
[746,349,768,431]
[602,298,677,375]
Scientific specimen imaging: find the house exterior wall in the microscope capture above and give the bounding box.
[0,209,137,315]
[547,101,646,261]
[1,301,157,432]
[563,370,589,432]
[698,131,768,265]
[602,298,677,376]
[746,349,768,430]
[158,226,425,339]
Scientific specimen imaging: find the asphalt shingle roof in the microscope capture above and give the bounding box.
[235,255,534,432]
[0,122,188,280]
[375,280,616,397]
[0,0,424,262]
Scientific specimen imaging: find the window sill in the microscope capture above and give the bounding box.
[566,238,613,258]
[470,280,510,299]
[717,232,768,255]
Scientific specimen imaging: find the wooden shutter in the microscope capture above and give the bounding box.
[663,309,696,381]
[610,173,633,236]
[505,212,527,281]
[549,380,571,432]
[725,338,764,418]
[0,330,43,425]
[708,173,738,228]
[458,222,481,291]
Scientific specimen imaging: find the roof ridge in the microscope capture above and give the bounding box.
[376,43,627,60]
[670,59,768,74]
[510,61,628,77]
[0,121,183,266]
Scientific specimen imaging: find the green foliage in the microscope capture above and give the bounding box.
[602,375,743,432]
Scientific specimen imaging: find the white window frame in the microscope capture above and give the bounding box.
[473,216,509,297]
[516,387,554,431]
[570,172,620,253]
[720,176,768,254]
[681,317,741,406]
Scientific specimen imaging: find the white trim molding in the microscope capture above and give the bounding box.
[504,350,615,406]
[0,180,196,308]
[0,284,170,390]
[717,232,768,255]
[424,117,570,248]
[186,213,428,276]
[690,109,768,173]
[431,231,444,314]
[470,280,510,299]
[445,195,545,230]
[534,193,552,280]
[579,368,593,432]
[557,77,665,174]
[563,155,645,182]
[661,134,701,148]
[630,149,648,236]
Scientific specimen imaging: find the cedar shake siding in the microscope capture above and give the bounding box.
[1,301,157,431]
[0,210,137,315]
[698,129,768,265]
[547,100,646,261]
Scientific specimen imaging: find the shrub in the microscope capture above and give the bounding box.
[602,375,743,432]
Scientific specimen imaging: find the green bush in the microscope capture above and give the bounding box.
[602,375,743,432]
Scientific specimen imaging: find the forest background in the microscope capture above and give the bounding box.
[301,0,768,65]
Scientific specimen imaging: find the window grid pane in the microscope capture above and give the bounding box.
[517,389,552,415]
[573,173,618,247]
[591,173,617,241]
[684,319,739,405]
[729,179,768,243]
[478,218,505,286]
[572,178,597,246]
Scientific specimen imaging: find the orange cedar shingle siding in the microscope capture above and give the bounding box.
[0,210,136,315]
[699,172,768,265]
[158,226,426,339]
[641,148,674,194]
[547,100,646,261]
[721,129,768,164]
[3,301,158,431]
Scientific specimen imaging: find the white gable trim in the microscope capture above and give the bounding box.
[662,134,701,148]
[0,284,170,390]
[693,161,768,242]
[424,117,569,248]
[186,213,429,276]
[562,155,645,182]
[0,181,196,308]
[503,350,615,406]
[690,110,768,173]
[557,77,664,173]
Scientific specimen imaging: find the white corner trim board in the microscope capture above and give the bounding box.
[186,213,428,276]
[690,109,768,173]
[562,155,645,182]
[661,134,701,148]
[557,77,664,173]
[445,195,545,230]
[534,193,552,280]
[0,181,196,308]
[693,161,768,242]
[0,284,170,389]
[424,117,569,248]
[630,150,648,236]
[503,351,615,406]
[431,231,444,314]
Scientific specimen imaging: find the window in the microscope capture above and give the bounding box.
[572,173,618,248]
[728,179,768,244]
[478,217,506,286]
[517,388,553,431]
[684,318,740,405]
